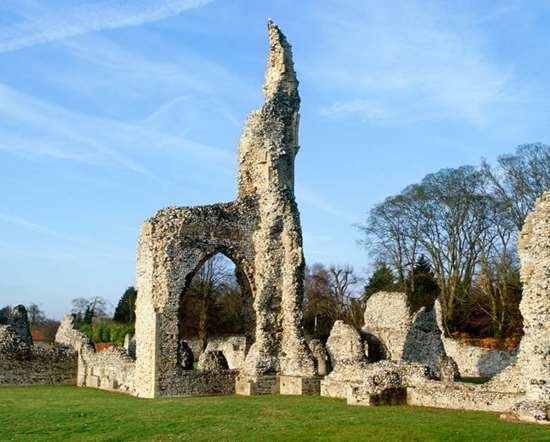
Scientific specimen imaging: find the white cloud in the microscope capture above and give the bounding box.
[308,0,515,126]
[0,213,61,237]
[0,82,234,178]
[320,99,390,121]
[296,184,358,222]
[0,0,213,53]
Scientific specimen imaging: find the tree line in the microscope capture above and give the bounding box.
[9,141,547,350]
[357,143,550,340]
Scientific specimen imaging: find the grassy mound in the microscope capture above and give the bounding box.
[0,386,548,441]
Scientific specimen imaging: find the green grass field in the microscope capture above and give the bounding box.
[0,386,548,441]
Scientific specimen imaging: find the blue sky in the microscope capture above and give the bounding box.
[0,0,549,319]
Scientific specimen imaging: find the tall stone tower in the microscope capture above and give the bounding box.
[134,21,316,398]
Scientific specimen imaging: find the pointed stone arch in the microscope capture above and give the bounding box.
[133,22,316,398]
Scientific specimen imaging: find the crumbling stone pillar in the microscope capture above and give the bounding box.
[506,192,550,424]
[134,21,315,398]
[9,305,33,347]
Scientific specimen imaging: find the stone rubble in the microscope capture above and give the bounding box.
[307,339,331,376]
[198,350,229,371]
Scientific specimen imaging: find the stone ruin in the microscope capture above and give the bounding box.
[1,20,549,426]
[133,19,316,398]
[362,291,446,376]
[0,306,76,386]
[502,190,550,424]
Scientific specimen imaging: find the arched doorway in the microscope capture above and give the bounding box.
[178,252,255,369]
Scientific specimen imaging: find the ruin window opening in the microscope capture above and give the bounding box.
[178,252,255,369]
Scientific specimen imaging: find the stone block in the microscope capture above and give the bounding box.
[280,376,321,395]
[235,375,279,396]
[87,375,100,388]
[320,378,350,399]
[347,384,406,406]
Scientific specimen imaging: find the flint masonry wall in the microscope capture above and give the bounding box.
[78,346,136,394]
[134,21,315,398]
[205,336,248,369]
[362,292,446,375]
[502,191,550,424]
[0,325,77,386]
[441,337,516,378]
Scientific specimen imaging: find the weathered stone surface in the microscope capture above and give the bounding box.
[79,346,136,393]
[235,374,279,396]
[279,375,321,395]
[407,380,522,413]
[198,350,229,371]
[0,325,77,386]
[9,305,33,346]
[434,301,516,378]
[321,322,430,400]
[438,354,461,383]
[178,340,194,370]
[124,333,136,359]
[402,306,446,376]
[363,292,446,376]
[321,358,430,400]
[307,339,331,376]
[503,191,550,424]
[363,292,411,361]
[134,20,315,398]
[55,314,91,351]
[440,336,515,378]
[325,321,368,382]
[204,336,248,369]
[508,400,550,425]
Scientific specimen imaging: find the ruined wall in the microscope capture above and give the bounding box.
[363,292,446,374]
[134,21,315,398]
[9,305,33,346]
[432,300,516,378]
[407,381,522,413]
[78,346,136,394]
[0,325,76,386]
[441,337,516,378]
[205,336,248,370]
[55,314,91,351]
[363,292,412,361]
[503,191,550,424]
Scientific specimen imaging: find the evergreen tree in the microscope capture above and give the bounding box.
[83,306,94,325]
[407,255,439,312]
[113,287,138,323]
[363,263,395,301]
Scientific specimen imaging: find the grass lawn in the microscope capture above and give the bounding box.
[0,386,549,441]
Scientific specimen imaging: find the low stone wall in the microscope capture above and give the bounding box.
[407,380,522,413]
[236,375,279,396]
[158,370,238,397]
[78,346,136,394]
[442,337,516,377]
[0,325,77,386]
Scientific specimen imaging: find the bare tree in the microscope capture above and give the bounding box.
[328,265,359,320]
[27,303,45,324]
[359,166,497,333]
[185,254,236,351]
[71,296,110,323]
[358,192,421,290]
[482,143,550,230]
[303,264,362,338]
